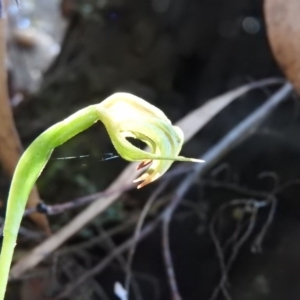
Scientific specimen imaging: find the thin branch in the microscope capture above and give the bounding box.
[210,200,265,300]
[257,171,280,192]
[251,195,277,253]
[200,179,269,199]
[24,164,191,217]
[56,218,136,256]
[162,208,182,300]
[125,179,170,298]
[24,184,133,217]
[208,199,264,300]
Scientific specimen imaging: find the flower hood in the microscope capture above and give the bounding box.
[96,93,204,188]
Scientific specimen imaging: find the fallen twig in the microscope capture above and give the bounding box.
[24,164,192,217]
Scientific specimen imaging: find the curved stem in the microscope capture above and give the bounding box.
[0,106,99,299]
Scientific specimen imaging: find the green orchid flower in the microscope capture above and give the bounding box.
[97,93,204,188]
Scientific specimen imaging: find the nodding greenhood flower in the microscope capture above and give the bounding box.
[96,93,204,188]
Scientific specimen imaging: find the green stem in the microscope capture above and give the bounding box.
[0,106,99,299]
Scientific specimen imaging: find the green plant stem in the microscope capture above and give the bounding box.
[0,106,99,299]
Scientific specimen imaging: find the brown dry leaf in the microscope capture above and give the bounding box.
[0,18,50,235]
[264,0,300,92]
[10,78,281,278]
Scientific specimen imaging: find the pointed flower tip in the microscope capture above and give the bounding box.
[136,183,144,189]
[134,176,151,189]
[191,158,205,163]
[133,173,148,183]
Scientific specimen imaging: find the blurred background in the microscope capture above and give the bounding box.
[1,0,300,299]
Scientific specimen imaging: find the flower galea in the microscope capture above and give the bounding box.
[96,93,204,188]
